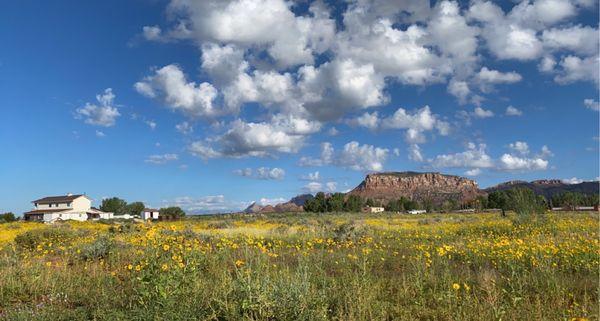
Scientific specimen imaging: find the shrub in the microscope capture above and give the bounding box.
[14,227,80,250]
[78,236,115,261]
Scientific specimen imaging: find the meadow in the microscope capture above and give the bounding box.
[0,211,597,320]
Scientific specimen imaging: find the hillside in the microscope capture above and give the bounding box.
[485,179,599,199]
[348,171,481,205]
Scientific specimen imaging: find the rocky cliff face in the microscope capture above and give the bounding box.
[349,171,481,204]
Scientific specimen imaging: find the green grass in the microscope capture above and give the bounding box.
[0,211,597,320]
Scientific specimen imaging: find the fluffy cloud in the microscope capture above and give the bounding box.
[303,182,322,193]
[299,141,388,172]
[408,144,424,162]
[553,55,599,84]
[301,171,320,181]
[258,197,287,206]
[167,195,247,214]
[429,143,495,169]
[325,182,337,192]
[508,141,530,155]
[163,0,335,68]
[145,153,179,164]
[135,64,221,118]
[465,168,482,176]
[135,0,597,166]
[505,106,523,116]
[351,106,451,144]
[234,167,285,180]
[562,177,583,184]
[175,121,194,135]
[351,112,380,131]
[188,141,222,160]
[338,141,389,171]
[75,88,120,127]
[299,142,334,167]
[473,107,494,118]
[219,119,306,157]
[145,120,157,130]
[95,130,106,138]
[476,67,523,84]
[542,25,599,56]
[429,141,551,173]
[497,154,548,171]
[299,59,387,121]
[584,99,600,111]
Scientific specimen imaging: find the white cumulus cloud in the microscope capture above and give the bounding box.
[75,88,121,127]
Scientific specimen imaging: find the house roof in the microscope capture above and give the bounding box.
[144,208,159,212]
[32,194,87,204]
[24,208,71,215]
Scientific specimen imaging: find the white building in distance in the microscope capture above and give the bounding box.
[24,194,113,223]
[364,206,385,213]
[141,208,160,220]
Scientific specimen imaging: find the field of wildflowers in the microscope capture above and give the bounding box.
[0,211,597,320]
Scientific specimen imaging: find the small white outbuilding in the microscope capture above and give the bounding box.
[141,208,160,220]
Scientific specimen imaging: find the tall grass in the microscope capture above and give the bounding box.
[0,212,597,320]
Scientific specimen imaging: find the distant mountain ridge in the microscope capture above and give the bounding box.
[243,194,313,214]
[245,172,598,213]
[485,180,599,199]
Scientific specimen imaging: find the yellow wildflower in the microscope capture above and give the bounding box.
[452,283,461,290]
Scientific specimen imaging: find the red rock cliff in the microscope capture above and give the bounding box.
[349,172,481,204]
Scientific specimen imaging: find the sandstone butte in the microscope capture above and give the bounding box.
[348,171,481,205]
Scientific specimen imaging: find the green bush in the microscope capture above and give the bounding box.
[14,227,81,250]
[78,236,115,261]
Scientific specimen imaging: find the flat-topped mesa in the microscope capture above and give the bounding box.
[349,171,481,205]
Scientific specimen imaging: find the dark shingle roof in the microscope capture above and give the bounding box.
[24,208,71,215]
[32,194,85,204]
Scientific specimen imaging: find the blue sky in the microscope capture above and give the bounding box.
[1,0,598,214]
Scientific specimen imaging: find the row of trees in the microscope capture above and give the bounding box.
[303,188,598,214]
[550,192,599,209]
[99,197,186,219]
[304,193,363,213]
[0,212,16,223]
[487,188,547,216]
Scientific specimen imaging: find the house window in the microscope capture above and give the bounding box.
[49,204,53,208]
[67,203,71,207]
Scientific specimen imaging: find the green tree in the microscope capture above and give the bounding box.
[404,199,418,211]
[422,199,434,213]
[100,197,127,215]
[304,192,327,213]
[365,198,375,207]
[505,188,546,217]
[327,193,345,212]
[476,195,488,210]
[126,202,145,216]
[386,199,404,212]
[343,195,363,212]
[488,191,509,216]
[0,212,16,223]
[159,206,186,218]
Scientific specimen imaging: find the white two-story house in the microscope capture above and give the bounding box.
[24,194,113,223]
